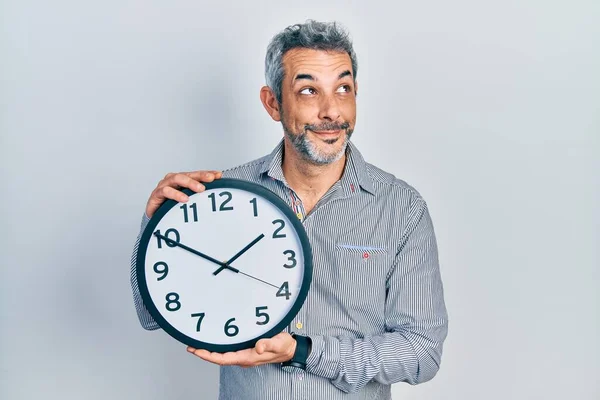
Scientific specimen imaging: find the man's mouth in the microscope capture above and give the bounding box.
[309,129,342,135]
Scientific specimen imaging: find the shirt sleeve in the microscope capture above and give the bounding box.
[305,198,448,393]
[130,213,161,330]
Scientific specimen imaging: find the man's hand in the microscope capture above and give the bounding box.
[146,170,222,218]
[187,332,296,368]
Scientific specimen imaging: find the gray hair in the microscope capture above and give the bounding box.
[265,20,358,105]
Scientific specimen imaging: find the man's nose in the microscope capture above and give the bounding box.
[318,94,341,122]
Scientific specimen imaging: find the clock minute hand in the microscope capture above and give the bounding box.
[153,231,240,273]
[213,233,265,276]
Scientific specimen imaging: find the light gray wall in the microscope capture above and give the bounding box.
[1,1,598,399]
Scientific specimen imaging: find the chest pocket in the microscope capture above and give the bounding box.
[332,243,391,312]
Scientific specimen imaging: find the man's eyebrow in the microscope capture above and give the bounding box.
[338,70,352,79]
[293,70,352,82]
[295,73,314,81]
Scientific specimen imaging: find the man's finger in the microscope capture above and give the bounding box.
[184,170,222,182]
[160,185,189,203]
[169,173,205,192]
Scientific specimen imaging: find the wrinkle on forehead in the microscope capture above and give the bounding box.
[283,48,352,82]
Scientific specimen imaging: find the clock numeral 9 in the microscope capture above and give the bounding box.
[209,191,234,212]
[153,261,169,280]
[224,318,239,337]
[191,312,205,332]
[165,292,181,311]
[155,229,180,248]
[282,250,296,268]
[276,282,291,300]
[272,219,286,238]
[180,203,198,223]
[255,306,270,325]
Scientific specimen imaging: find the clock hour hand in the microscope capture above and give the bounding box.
[213,233,265,276]
[153,231,239,273]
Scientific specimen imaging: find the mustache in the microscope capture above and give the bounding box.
[304,121,350,132]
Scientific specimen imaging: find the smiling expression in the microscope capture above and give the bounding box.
[277,48,357,165]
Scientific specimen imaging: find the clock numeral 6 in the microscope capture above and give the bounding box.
[282,250,296,269]
[255,306,270,326]
[209,191,234,212]
[165,292,181,311]
[272,219,286,238]
[155,229,180,249]
[191,312,205,332]
[153,261,169,280]
[276,282,292,300]
[224,318,239,337]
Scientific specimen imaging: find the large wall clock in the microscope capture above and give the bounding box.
[136,178,313,352]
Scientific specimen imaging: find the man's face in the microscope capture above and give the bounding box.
[279,48,357,165]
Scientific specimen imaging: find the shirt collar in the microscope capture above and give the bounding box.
[259,138,376,196]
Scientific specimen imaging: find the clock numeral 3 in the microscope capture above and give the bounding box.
[155,229,180,249]
[165,292,181,311]
[180,203,198,223]
[153,261,169,280]
[224,318,239,337]
[191,312,205,332]
[272,219,286,238]
[255,306,270,326]
[209,191,234,212]
[282,250,296,268]
[276,282,292,300]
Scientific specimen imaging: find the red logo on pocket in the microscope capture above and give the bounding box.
[362,252,369,259]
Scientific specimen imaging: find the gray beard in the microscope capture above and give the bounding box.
[282,122,354,166]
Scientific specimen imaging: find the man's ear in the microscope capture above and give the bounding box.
[354,80,358,97]
[260,86,281,122]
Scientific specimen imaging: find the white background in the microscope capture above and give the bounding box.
[1,1,598,399]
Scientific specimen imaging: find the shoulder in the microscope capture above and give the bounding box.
[365,162,427,207]
[221,154,269,180]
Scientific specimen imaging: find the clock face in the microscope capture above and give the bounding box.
[136,178,313,352]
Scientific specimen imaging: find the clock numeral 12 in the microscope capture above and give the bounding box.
[209,191,234,212]
[165,292,181,311]
[191,312,205,332]
[276,282,292,300]
[180,203,198,223]
[224,318,239,337]
[155,228,180,249]
[255,306,270,325]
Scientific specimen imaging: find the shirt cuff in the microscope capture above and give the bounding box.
[305,335,341,379]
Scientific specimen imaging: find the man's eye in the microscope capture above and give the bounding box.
[300,88,316,95]
[337,85,351,93]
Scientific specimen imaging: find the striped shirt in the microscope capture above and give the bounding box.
[130,139,448,400]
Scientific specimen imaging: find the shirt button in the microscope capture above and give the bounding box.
[296,212,302,220]
[298,373,304,380]
[296,322,303,329]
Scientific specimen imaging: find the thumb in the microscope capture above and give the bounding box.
[255,339,272,354]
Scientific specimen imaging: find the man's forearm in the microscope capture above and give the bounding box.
[305,325,444,393]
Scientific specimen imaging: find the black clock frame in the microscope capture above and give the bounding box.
[136,178,313,352]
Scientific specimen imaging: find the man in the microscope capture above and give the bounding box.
[131,20,448,400]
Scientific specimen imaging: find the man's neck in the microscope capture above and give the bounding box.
[281,139,346,201]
